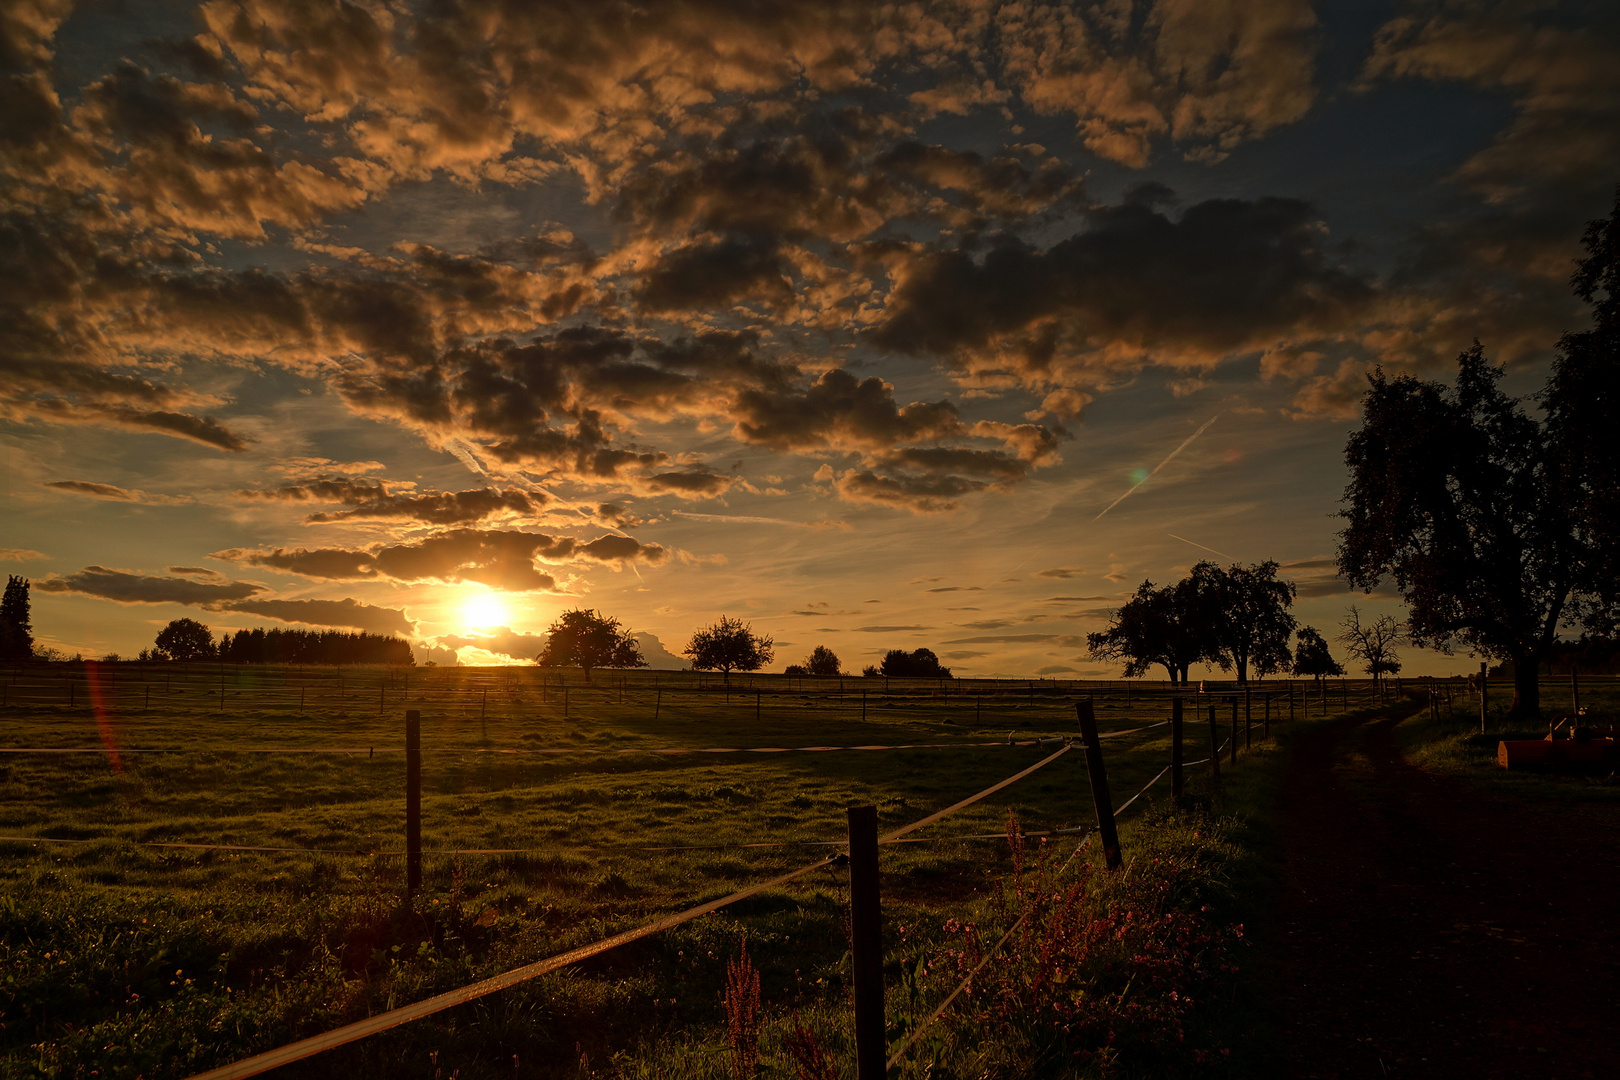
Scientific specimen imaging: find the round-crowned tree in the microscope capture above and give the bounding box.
[803,645,841,676]
[535,609,646,684]
[684,616,773,683]
[154,618,214,662]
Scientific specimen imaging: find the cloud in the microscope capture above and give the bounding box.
[224,598,414,636]
[436,625,547,662]
[34,566,265,606]
[42,480,191,504]
[643,469,737,498]
[214,528,670,591]
[927,586,984,593]
[1037,567,1085,579]
[0,549,47,562]
[852,625,930,633]
[997,0,1321,167]
[834,468,987,514]
[733,368,964,452]
[212,546,378,580]
[871,196,1374,383]
[634,631,689,670]
[943,633,1086,646]
[307,487,547,525]
[1034,665,1078,675]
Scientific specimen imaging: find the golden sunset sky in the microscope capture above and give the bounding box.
[3,0,1615,675]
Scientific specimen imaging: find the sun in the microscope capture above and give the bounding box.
[460,590,509,630]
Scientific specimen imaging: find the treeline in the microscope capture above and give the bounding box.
[218,628,414,666]
[1491,637,1620,678]
[137,618,414,665]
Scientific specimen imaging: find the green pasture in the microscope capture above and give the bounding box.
[0,664,1335,1079]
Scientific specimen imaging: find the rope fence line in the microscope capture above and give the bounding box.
[0,722,1166,758]
[0,824,1110,859]
[182,740,1080,1080]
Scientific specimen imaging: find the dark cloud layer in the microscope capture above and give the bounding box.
[213,528,669,591]
[34,566,264,606]
[872,197,1375,379]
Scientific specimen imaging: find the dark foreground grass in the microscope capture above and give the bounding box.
[0,666,1348,1079]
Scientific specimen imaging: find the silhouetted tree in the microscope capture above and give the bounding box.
[684,616,773,683]
[1545,187,1620,635]
[1189,561,1297,684]
[154,618,214,662]
[878,648,952,678]
[536,609,646,684]
[1339,606,1403,687]
[1338,345,1593,719]
[803,645,841,676]
[0,576,33,662]
[1291,627,1344,683]
[1087,577,1211,684]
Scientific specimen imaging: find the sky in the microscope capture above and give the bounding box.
[2,0,1616,677]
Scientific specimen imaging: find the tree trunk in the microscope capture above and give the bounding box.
[1161,662,1177,683]
[1510,653,1542,719]
[1235,658,1249,686]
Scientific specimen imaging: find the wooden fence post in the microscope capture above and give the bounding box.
[1264,694,1271,740]
[655,687,661,720]
[1479,662,1487,734]
[1229,700,1238,767]
[1075,700,1122,870]
[377,680,384,716]
[1208,703,1221,787]
[1289,683,1295,722]
[1571,668,1580,715]
[1171,697,1184,802]
[406,709,422,895]
[564,685,569,719]
[861,689,866,722]
[756,688,761,724]
[1244,688,1252,749]
[847,805,885,1080]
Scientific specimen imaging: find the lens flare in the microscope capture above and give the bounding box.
[84,660,123,773]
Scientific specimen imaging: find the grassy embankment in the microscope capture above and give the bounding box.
[0,664,1372,1079]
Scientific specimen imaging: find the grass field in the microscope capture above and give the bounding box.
[0,663,1420,1079]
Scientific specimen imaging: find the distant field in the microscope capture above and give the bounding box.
[0,664,1463,1078]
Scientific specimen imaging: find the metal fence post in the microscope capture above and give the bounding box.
[847,805,885,1080]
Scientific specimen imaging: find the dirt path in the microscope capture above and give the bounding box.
[1276,711,1620,1079]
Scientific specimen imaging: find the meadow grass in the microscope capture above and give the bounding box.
[1393,677,1620,803]
[0,665,1350,1078]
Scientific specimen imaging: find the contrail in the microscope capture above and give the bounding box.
[1093,413,1222,521]
[1168,533,1235,561]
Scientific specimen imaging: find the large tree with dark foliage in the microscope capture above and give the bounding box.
[1188,561,1297,685]
[1544,188,1620,635]
[537,609,646,684]
[1291,627,1344,683]
[684,616,772,683]
[0,576,32,661]
[878,647,952,678]
[154,618,215,662]
[1339,195,1619,719]
[1087,577,1210,685]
